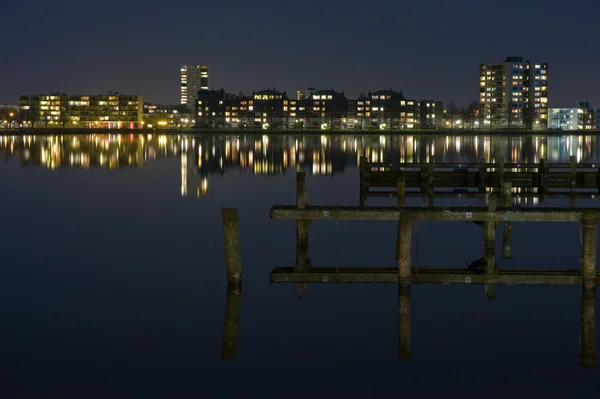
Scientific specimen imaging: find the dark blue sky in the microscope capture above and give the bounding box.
[2,0,599,107]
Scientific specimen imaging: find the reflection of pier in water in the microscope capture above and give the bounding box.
[220,172,598,365]
[359,155,600,208]
[255,172,597,366]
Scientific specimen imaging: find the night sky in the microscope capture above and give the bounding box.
[2,0,599,107]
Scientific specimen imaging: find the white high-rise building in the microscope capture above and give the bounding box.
[479,56,548,130]
[180,64,208,108]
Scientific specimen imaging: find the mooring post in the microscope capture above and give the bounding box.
[539,158,547,198]
[222,208,241,284]
[485,194,497,300]
[427,160,434,208]
[580,284,596,368]
[398,212,412,284]
[498,156,505,187]
[478,158,486,193]
[570,155,577,207]
[570,155,577,192]
[222,282,242,360]
[295,171,310,298]
[580,210,598,291]
[359,156,367,207]
[395,175,406,261]
[398,283,412,360]
[501,182,512,259]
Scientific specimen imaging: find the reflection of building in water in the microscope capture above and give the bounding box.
[2,133,600,198]
[180,137,207,197]
[0,134,178,170]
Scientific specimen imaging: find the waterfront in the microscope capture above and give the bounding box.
[1,133,600,397]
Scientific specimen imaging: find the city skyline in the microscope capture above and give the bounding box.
[1,1,599,108]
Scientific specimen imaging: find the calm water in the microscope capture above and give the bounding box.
[1,133,599,397]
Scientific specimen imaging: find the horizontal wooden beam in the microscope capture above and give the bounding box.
[270,205,591,222]
[364,191,598,199]
[270,267,600,285]
[366,162,599,169]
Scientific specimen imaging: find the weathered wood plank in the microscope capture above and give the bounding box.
[270,205,591,222]
[364,191,599,200]
[367,162,600,169]
[269,267,600,285]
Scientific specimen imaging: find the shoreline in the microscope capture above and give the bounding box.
[0,127,597,136]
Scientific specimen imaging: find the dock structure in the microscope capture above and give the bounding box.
[359,155,600,207]
[266,171,598,366]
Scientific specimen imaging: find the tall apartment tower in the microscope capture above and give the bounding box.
[180,64,209,108]
[479,56,548,130]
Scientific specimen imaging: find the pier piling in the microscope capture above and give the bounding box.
[580,284,596,368]
[580,210,598,290]
[222,208,242,284]
[501,182,512,259]
[398,284,411,360]
[485,194,497,300]
[395,175,406,261]
[222,283,242,360]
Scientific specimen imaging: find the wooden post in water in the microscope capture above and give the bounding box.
[295,171,310,298]
[395,175,406,261]
[398,211,412,284]
[580,283,596,368]
[484,194,497,300]
[222,282,242,359]
[539,158,547,199]
[478,158,486,193]
[570,156,577,208]
[398,283,412,360]
[498,156,505,187]
[580,210,598,291]
[222,208,241,284]
[359,156,367,207]
[570,155,577,190]
[427,160,434,208]
[501,182,512,259]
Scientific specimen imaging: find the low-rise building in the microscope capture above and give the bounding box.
[19,93,143,128]
[191,87,443,130]
[548,102,599,131]
[418,100,443,128]
[143,103,193,129]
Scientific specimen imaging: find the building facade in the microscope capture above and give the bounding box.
[548,102,599,131]
[479,56,548,130]
[192,87,443,130]
[19,93,143,128]
[180,64,208,109]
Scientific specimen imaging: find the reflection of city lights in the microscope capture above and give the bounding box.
[3,133,600,201]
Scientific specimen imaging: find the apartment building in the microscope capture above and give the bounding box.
[479,56,548,130]
[19,93,143,128]
[180,64,208,108]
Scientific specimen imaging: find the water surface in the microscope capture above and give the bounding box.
[1,133,599,397]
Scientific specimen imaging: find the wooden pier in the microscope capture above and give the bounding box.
[265,171,598,366]
[359,156,600,206]
[220,170,599,366]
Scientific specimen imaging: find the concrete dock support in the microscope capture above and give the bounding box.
[580,210,598,291]
[398,283,412,360]
[580,284,596,368]
[222,283,242,360]
[501,182,512,259]
[222,208,242,284]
